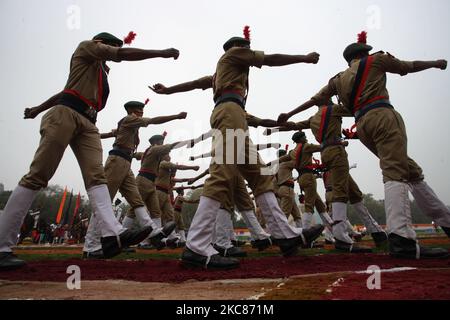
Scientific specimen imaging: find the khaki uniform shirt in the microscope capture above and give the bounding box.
[156,161,177,189]
[277,160,296,185]
[113,114,155,151]
[311,52,415,110]
[288,143,321,170]
[139,145,173,175]
[213,47,264,100]
[295,105,352,143]
[64,40,120,109]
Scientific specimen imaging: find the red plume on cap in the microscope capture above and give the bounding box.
[357,31,367,44]
[162,131,168,137]
[243,26,251,41]
[144,98,150,106]
[124,31,137,45]
[285,144,289,151]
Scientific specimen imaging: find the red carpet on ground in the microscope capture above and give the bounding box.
[1,254,449,283]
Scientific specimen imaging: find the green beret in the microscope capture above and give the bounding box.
[93,32,123,47]
[343,43,373,63]
[292,131,306,143]
[124,101,145,110]
[277,149,287,157]
[149,135,165,144]
[223,37,250,51]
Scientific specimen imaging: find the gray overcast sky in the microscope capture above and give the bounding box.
[1,0,449,204]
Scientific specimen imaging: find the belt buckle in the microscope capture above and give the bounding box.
[85,107,97,120]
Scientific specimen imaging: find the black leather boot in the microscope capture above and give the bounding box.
[213,244,247,257]
[371,231,388,248]
[231,239,247,247]
[101,226,152,258]
[82,249,105,259]
[181,248,240,269]
[273,225,325,256]
[0,252,26,270]
[389,233,449,259]
[441,226,450,238]
[150,221,177,250]
[334,239,372,253]
[251,238,272,251]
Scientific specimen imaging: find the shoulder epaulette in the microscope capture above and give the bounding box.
[370,50,385,56]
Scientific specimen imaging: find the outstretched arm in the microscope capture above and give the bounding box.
[117,48,179,61]
[100,129,117,139]
[24,91,63,119]
[277,99,317,124]
[410,60,447,73]
[263,122,303,136]
[174,164,200,171]
[263,52,320,67]
[187,169,209,185]
[149,75,213,95]
[146,112,187,125]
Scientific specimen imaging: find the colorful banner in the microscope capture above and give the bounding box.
[70,192,81,228]
[55,187,67,224]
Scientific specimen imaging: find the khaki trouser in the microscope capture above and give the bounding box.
[278,185,302,220]
[104,155,144,208]
[174,209,185,230]
[127,175,161,219]
[298,173,326,213]
[202,102,274,210]
[321,146,363,204]
[156,189,175,225]
[20,105,107,190]
[234,175,255,212]
[325,190,332,212]
[357,108,423,183]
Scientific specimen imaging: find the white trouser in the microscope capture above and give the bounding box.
[351,202,384,234]
[331,202,353,243]
[153,217,162,228]
[410,181,450,228]
[141,217,163,245]
[319,212,333,228]
[0,185,38,252]
[346,220,358,236]
[385,181,416,240]
[256,192,302,239]
[179,230,186,242]
[240,209,271,240]
[213,208,234,249]
[134,206,162,239]
[323,227,335,243]
[294,218,303,228]
[87,185,123,237]
[83,213,102,253]
[122,216,136,229]
[302,212,314,229]
[186,196,220,257]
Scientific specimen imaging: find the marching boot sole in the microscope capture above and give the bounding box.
[179,259,240,270]
[281,245,299,257]
[0,263,27,271]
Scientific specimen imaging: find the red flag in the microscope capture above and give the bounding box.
[70,192,81,227]
[56,187,67,224]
